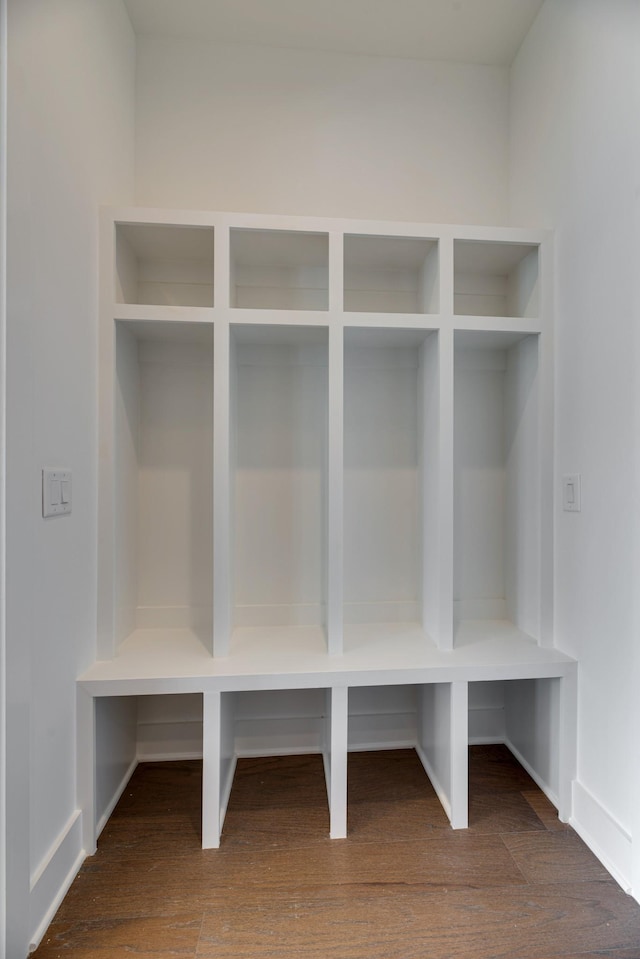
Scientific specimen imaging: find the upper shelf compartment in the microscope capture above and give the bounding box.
[454,240,539,319]
[344,235,438,314]
[115,223,215,307]
[230,228,329,310]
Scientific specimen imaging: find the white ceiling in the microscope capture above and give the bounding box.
[123,0,544,66]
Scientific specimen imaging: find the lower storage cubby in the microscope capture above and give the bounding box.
[202,687,342,846]
[347,685,418,750]
[467,742,551,832]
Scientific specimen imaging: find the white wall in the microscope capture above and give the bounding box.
[0,0,7,950]
[510,0,640,896]
[135,37,509,225]
[5,1,135,953]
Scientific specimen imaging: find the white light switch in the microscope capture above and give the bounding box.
[562,473,581,512]
[43,469,72,517]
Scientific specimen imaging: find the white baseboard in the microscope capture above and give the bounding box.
[219,755,237,827]
[570,779,632,895]
[137,720,203,761]
[136,712,422,760]
[505,736,559,808]
[415,742,452,821]
[468,705,505,743]
[29,811,84,952]
[97,756,138,837]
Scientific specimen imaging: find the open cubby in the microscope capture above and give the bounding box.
[453,330,540,644]
[211,687,334,844]
[115,223,215,306]
[347,685,418,750]
[232,688,328,756]
[343,327,439,634]
[231,323,329,645]
[344,234,439,313]
[454,239,539,318]
[230,228,329,310]
[114,319,214,652]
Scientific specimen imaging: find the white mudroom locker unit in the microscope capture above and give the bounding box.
[77,207,576,849]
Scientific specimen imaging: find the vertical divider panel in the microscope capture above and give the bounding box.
[213,222,231,655]
[97,212,116,660]
[202,691,220,848]
[327,322,344,655]
[214,219,230,310]
[218,690,237,834]
[437,326,454,649]
[202,691,221,848]
[328,230,344,313]
[77,686,97,855]
[327,231,344,654]
[323,686,348,839]
[558,665,577,823]
[538,235,554,647]
[203,690,237,849]
[213,316,231,657]
[419,332,440,643]
[436,232,454,649]
[438,233,454,316]
[449,680,469,829]
[416,681,468,827]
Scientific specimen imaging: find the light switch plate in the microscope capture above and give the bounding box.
[562,473,581,512]
[43,469,72,517]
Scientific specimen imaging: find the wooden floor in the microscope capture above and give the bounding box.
[34,746,640,958]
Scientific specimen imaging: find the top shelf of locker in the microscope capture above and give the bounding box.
[105,209,548,322]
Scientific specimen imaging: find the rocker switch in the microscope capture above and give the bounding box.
[562,474,581,512]
[43,469,72,517]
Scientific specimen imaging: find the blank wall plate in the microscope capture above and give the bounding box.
[43,468,72,517]
[562,473,581,512]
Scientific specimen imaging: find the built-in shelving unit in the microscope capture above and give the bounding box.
[83,209,575,853]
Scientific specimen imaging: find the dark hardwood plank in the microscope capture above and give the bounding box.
[468,788,548,834]
[542,951,640,959]
[221,801,331,848]
[34,915,202,958]
[56,831,525,923]
[97,813,203,860]
[112,761,202,816]
[502,831,614,884]
[347,795,451,840]
[469,743,539,793]
[348,749,439,803]
[196,881,640,959]
[226,754,328,810]
[522,788,572,832]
